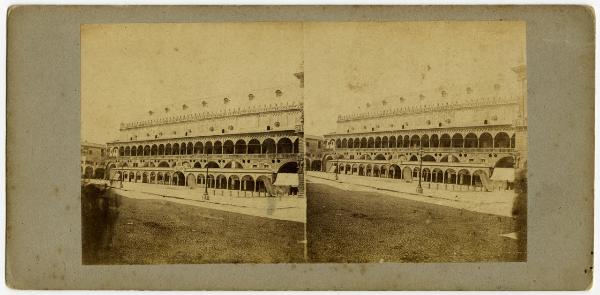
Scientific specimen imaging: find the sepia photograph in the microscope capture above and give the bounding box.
[304,21,528,263]
[80,23,306,264]
[6,4,596,290]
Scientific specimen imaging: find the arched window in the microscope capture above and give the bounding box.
[277,138,293,154]
[234,139,246,154]
[421,135,430,148]
[464,133,478,148]
[248,139,261,154]
[223,140,234,154]
[451,134,464,148]
[367,137,375,148]
[213,141,223,154]
[440,134,451,148]
[430,134,439,148]
[494,132,511,148]
[410,135,420,147]
[194,142,203,154]
[262,138,276,154]
[479,133,493,148]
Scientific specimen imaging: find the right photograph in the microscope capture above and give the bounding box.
[304,21,528,263]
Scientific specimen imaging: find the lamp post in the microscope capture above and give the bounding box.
[416,145,423,194]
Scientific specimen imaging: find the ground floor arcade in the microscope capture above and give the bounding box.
[110,167,301,196]
[326,160,503,190]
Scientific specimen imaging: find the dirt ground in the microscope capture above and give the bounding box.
[307,183,525,263]
[82,186,305,264]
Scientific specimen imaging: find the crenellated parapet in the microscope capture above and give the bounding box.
[337,96,518,123]
[121,101,303,130]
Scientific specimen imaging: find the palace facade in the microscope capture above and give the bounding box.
[319,67,528,191]
[81,141,108,179]
[305,135,329,172]
[105,73,304,196]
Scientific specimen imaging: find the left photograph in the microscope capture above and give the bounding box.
[80,23,306,264]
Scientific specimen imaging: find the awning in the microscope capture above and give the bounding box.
[273,173,299,187]
[327,165,337,173]
[490,168,515,182]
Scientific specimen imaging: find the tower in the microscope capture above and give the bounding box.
[511,65,528,169]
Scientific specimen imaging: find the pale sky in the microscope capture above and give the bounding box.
[304,21,526,136]
[82,22,526,143]
[81,23,303,144]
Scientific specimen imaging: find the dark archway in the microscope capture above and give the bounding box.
[205,161,220,168]
[241,175,255,191]
[422,155,436,162]
[277,138,293,154]
[464,133,478,148]
[311,160,322,171]
[430,134,439,147]
[235,139,247,154]
[194,142,203,154]
[421,134,430,148]
[278,161,299,173]
[262,138,276,154]
[495,156,515,168]
[440,134,451,148]
[452,133,464,148]
[375,137,382,148]
[248,139,261,154]
[389,136,396,148]
[494,132,511,148]
[94,168,105,179]
[479,133,493,148]
[173,171,186,186]
[410,135,420,147]
[223,140,234,154]
[213,141,223,154]
[84,166,94,178]
[204,141,213,154]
